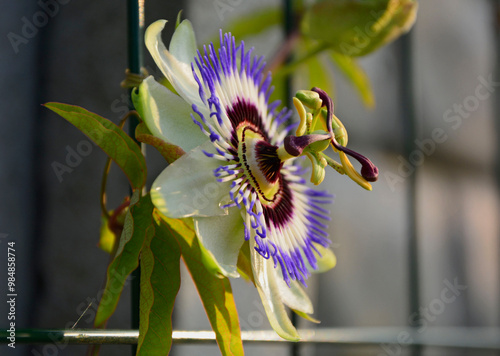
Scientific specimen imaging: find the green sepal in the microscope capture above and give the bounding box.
[175,10,183,29]
[44,103,147,190]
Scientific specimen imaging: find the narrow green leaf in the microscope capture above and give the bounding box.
[160,216,244,356]
[94,192,154,327]
[135,122,185,164]
[44,102,147,190]
[329,51,375,108]
[137,218,181,356]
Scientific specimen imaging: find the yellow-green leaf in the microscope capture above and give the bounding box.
[137,219,181,355]
[160,215,244,356]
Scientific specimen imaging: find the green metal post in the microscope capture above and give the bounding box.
[127,0,144,354]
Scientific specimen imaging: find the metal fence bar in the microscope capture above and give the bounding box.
[281,1,299,356]
[399,27,423,356]
[4,328,500,349]
[126,1,144,354]
[494,0,500,338]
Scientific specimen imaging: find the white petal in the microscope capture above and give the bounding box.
[194,207,245,279]
[133,76,207,152]
[151,141,231,218]
[169,19,197,68]
[250,239,300,341]
[275,275,313,315]
[145,20,204,107]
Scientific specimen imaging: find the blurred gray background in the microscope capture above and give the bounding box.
[1,0,499,355]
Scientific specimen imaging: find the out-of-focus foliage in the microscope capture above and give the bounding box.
[223,0,417,108]
[302,0,418,57]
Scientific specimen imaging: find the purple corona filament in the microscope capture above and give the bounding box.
[189,31,334,286]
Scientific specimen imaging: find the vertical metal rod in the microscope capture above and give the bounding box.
[399,30,422,356]
[282,1,299,356]
[283,0,294,102]
[127,0,144,354]
[493,1,500,347]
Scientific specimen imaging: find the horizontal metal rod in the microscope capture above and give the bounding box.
[2,327,500,349]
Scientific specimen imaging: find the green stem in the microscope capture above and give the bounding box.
[99,111,140,220]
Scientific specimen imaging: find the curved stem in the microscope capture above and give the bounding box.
[99,111,141,219]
